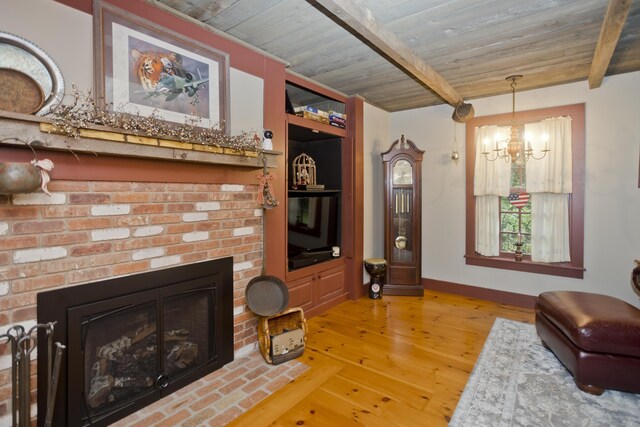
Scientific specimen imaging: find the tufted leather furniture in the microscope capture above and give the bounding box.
[535,291,640,395]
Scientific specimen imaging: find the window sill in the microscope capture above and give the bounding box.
[465,254,584,279]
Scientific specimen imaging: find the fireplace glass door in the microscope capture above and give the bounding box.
[68,277,217,426]
[161,287,213,381]
[81,300,158,420]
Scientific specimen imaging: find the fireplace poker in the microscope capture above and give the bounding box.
[44,342,65,427]
[0,331,18,427]
[8,325,27,427]
[16,332,37,427]
[45,322,56,399]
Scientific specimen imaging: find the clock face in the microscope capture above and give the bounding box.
[392,160,412,185]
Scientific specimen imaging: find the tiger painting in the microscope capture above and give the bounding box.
[130,49,187,92]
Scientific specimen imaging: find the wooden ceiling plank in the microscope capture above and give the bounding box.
[588,0,632,89]
[158,0,640,112]
[314,0,464,106]
[303,20,601,84]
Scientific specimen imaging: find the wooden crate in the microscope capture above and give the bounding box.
[258,307,307,365]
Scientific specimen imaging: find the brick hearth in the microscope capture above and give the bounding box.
[114,351,308,426]
[0,178,266,424]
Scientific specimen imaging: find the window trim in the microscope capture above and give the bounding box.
[465,103,585,279]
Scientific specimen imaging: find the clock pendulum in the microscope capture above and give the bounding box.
[394,189,409,251]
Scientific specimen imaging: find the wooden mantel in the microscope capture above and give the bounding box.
[0,111,280,169]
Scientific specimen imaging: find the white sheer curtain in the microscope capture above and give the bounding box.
[474,125,511,256]
[475,195,502,256]
[525,116,572,262]
[530,193,570,262]
[525,117,572,193]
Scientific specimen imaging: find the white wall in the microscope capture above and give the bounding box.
[1,0,94,91]
[362,102,390,281]
[1,0,263,134]
[365,72,640,305]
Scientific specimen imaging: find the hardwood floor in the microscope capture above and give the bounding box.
[228,290,535,426]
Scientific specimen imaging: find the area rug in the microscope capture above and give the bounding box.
[449,318,640,427]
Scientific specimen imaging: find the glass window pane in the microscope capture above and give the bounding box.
[501,232,517,253]
[500,213,519,232]
[521,234,531,254]
[501,197,516,212]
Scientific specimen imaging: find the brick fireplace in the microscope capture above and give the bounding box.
[0,146,270,423]
[38,257,235,426]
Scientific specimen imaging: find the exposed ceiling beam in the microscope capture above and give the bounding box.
[314,0,464,107]
[588,0,632,89]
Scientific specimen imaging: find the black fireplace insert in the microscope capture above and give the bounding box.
[37,257,234,426]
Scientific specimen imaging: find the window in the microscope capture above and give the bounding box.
[500,163,531,255]
[465,104,585,278]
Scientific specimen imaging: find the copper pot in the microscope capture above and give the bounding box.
[0,162,41,194]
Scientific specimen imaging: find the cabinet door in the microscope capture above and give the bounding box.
[287,275,314,312]
[317,266,345,302]
[287,265,345,311]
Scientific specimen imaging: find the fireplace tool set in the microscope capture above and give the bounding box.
[1,322,65,427]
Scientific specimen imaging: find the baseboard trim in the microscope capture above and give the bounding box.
[422,278,537,309]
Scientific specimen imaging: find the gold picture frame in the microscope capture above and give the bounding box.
[93,0,229,130]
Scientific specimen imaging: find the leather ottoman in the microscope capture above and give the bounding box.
[535,291,640,395]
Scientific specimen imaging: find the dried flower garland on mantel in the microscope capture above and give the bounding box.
[47,86,260,152]
[34,86,280,208]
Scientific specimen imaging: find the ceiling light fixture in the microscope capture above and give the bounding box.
[482,75,549,164]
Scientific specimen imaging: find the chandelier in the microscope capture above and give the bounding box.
[482,75,549,163]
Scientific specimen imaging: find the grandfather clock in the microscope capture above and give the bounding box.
[381,135,424,296]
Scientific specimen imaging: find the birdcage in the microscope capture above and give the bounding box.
[292,153,317,186]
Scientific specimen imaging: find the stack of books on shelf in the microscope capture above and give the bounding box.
[294,106,347,129]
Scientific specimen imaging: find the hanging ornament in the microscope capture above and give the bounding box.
[32,158,54,195]
[451,121,460,163]
[507,192,530,209]
[257,154,278,209]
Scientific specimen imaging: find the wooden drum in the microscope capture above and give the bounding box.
[364,258,387,299]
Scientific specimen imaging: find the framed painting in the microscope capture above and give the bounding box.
[93,0,229,130]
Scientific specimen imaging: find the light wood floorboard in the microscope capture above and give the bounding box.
[228,290,535,426]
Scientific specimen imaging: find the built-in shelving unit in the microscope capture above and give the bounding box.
[282,76,353,315]
[286,114,346,138]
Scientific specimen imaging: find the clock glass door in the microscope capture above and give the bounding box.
[392,187,413,263]
[392,160,413,185]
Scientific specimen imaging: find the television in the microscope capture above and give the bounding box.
[287,193,341,270]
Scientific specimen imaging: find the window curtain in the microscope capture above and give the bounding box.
[474,125,511,256]
[525,116,572,262]
[476,195,501,256]
[530,193,570,262]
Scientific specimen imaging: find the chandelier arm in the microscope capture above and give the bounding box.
[482,149,500,162]
[526,150,550,161]
[482,136,516,162]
